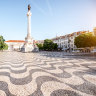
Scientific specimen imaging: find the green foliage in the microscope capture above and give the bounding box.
[36,43,43,50]
[0,36,5,42]
[74,33,96,48]
[43,39,53,51]
[53,43,58,50]
[37,39,58,51]
[0,36,8,50]
[43,39,58,51]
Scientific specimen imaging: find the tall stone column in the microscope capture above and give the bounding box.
[27,9,32,38]
[22,4,34,52]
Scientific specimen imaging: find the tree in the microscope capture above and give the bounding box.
[36,43,43,50]
[0,36,8,50]
[43,39,53,51]
[53,43,58,50]
[43,39,58,51]
[74,33,96,48]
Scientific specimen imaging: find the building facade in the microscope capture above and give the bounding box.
[5,40,37,51]
[5,40,25,51]
[52,29,95,51]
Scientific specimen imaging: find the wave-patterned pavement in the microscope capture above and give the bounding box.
[0,51,96,96]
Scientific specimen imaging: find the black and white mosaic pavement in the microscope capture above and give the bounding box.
[0,51,96,96]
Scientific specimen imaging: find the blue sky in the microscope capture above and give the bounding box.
[0,0,96,40]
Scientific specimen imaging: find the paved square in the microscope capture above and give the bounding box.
[0,52,96,96]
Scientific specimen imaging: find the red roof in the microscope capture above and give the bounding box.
[5,40,25,43]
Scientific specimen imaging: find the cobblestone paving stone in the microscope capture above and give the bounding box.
[0,51,96,96]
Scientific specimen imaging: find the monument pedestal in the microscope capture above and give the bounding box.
[22,44,34,52]
[22,36,34,52]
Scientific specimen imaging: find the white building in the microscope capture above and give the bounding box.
[52,30,94,52]
[5,40,37,51]
[5,40,25,51]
